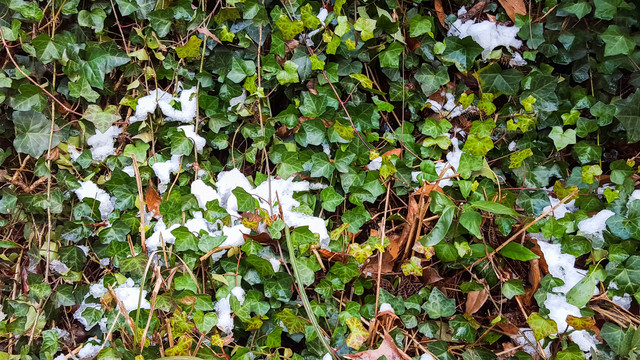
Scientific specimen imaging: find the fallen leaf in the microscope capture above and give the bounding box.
[146,182,162,219]
[466,289,489,314]
[528,236,549,274]
[346,317,370,350]
[422,267,443,284]
[362,252,395,274]
[566,315,597,332]
[243,232,278,246]
[382,148,403,158]
[387,233,405,260]
[434,0,447,28]
[317,248,352,263]
[498,0,527,22]
[344,332,412,360]
[522,257,542,306]
[497,322,520,336]
[196,26,222,44]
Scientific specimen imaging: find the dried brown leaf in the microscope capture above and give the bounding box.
[498,0,527,22]
[466,289,489,314]
[434,0,447,28]
[344,333,412,360]
[196,26,222,44]
[146,182,162,219]
[422,267,443,284]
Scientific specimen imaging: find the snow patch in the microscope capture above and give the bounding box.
[578,209,615,239]
[367,157,382,171]
[215,296,234,334]
[152,154,182,186]
[426,92,466,119]
[130,87,197,123]
[434,137,463,187]
[50,259,69,274]
[87,126,122,162]
[419,354,435,360]
[77,338,102,359]
[537,240,600,353]
[191,179,221,209]
[543,196,577,220]
[231,286,246,305]
[74,180,114,220]
[379,303,394,313]
[178,125,206,152]
[146,218,179,253]
[448,17,522,59]
[112,278,151,313]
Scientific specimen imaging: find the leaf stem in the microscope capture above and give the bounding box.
[278,193,339,360]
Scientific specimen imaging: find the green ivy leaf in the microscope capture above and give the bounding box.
[615,89,640,143]
[502,279,525,299]
[276,61,300,85]
[600,25,636,57]
[320,187,343,212]
[275,15,304,40]
[83,105,121,133]
[232,187,256,212]
[442,36,483,71]
[499,242,539,261]
[379,42,404,68]
[345,317,369,350]
[548,127,577,150]
[409,14,434,37]
[423,288,456,318]
[414,64,450,97]
[477,63,523,95]
[354,17,376,41]
[12,111,63,158]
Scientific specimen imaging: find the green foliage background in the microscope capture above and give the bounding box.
[0,0,639,358]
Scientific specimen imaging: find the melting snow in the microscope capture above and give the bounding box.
[74,180,114,220]
[146,218,179,253]
[379,303,394,313]
[542,196,577,220]
[191,179,221,208]
[77,338,102,359]
[87,126,122,162]
[215,295,234,334]
[152,154,182,186]
[129,87,197,123]
[578,209,615,239]
[231,286,246,305]
[178,125,206,152]
[434,137,463,187]
[427,92,466,119]
[448,11,522,59]
[537,239,600,353]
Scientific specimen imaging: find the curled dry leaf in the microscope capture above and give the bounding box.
[362,252,395,274]
[496,322,520,336]
[387,233,404,260]
[498,0,527,22]
[522,257,542,306]
[344,332,412,360]
[196,26,222,44]
[146,182,162,219]
[434,0,447,28]
[466,289,489,314]
[382,148,403,158]
[422,267,443,284]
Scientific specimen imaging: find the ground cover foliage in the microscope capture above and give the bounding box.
[0,0,640,358]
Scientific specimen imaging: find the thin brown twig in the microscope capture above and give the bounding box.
[0,28,83,117]
[131,154,147,253]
